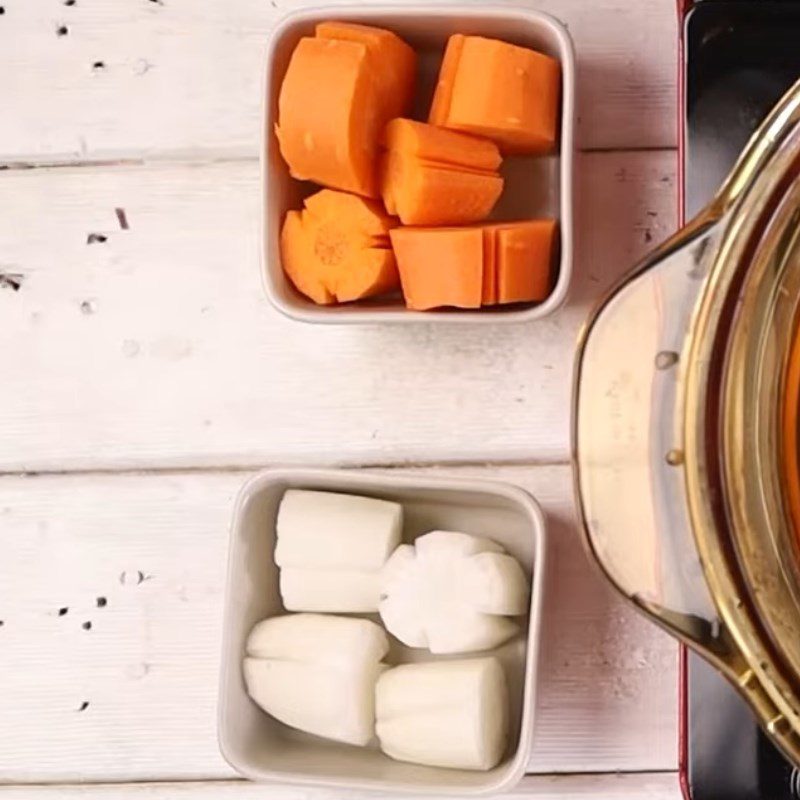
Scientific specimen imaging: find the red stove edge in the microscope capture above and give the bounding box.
[676,0,691,797]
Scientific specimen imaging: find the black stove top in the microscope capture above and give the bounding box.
[684,3,800,797]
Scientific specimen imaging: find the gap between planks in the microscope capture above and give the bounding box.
[0,771,682,798]
[0,145,677,173]
[0,457,573,481]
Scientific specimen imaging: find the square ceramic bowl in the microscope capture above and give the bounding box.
[218,468,546,794]
[261,6,575,323]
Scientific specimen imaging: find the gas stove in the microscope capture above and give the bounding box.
[681,2,800,797]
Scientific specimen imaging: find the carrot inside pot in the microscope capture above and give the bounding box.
[782,310,800,543]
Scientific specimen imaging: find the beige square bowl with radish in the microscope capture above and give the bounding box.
[218,468,546,794]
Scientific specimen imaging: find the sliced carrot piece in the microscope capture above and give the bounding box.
[380,149,502,226]
[390,220,556,311]
[428,35,561,155]
[380,119,503,226]
[316,22,416,122]
[383,118,501,172]
[281,189,399,304]
[276,37,378,196]
[495,220,556,303]
[428,34,465,127]
[390,227,483,310]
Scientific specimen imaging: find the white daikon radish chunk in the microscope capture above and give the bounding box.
[467,553,530,615]
[415,529,503,559]
[244,658,387,746]
[275,489,402,570]
[379,531,529,654]
[280,568,381,613]
[424,614,519,655]
[375,658,509,770]
[246,613,389,667]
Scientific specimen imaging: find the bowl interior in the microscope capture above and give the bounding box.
[219,470,543,793]
[263,7,573,322]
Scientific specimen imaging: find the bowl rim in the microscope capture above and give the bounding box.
[217,466,548,794]
[260,4,576,324]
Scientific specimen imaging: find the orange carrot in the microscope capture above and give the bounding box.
[428,35,561,154]
[281,189,399,304]
[380,119,503,226]
[316,22,416,122]
[390,227,484,310]
[276,37,377,196]
[390,220,556,310]
[276,25,416,197]
[383,117,500,171]
[494,220,556,303]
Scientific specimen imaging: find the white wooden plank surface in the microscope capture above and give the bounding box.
[0,150,676,473]
[0,773,682,799]
[0,465,677,783]
[0,0,676,165]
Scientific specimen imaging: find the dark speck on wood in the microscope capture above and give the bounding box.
[115,208,129,230]
[77,701,89,711]
[58,607,68,616]
[92,61,106,71]
[120,569,149,585]
[644,229,653,243]
[56,24,69,36]
[82,620,92,630]
[65,0,76,5]
[0,272,23,291]
[86,233,107,244]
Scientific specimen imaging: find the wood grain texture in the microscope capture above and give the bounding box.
[0,0,675,165]
[0,772,682,799]
[0,466,677,783]
[0,151,676,472]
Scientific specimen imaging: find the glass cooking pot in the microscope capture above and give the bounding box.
[573,79,800,766]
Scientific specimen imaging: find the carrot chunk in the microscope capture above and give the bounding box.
[390,220,556,310]
[276,25,416,197]
[494,220,556,303]
[390,227,484,310]
[316,22,416,122]
[281,189,399,304]
[383,117,500,171]
[380,119,503,226]
[429,35,561,154]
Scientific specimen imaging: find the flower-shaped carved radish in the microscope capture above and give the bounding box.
[379,530,529,654]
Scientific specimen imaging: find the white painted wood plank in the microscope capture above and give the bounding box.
[0,466,677,783]
[0,772,683,799]
[0,151,676,472]
[0,0,676,165]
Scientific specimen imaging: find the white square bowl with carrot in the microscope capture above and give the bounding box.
[262,6,575,323]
